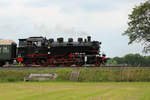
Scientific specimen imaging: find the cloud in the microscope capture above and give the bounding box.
[0,0,12,7]
[0,0,146,57]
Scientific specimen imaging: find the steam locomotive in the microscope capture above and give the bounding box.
[0,36,108,67]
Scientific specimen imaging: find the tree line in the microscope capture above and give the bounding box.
[107,54,150,66]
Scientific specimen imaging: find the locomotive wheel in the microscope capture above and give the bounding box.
[37,59,48,67]
[22,61,32,67]
[0,62,4,67]
[76,63,83,67]
[49,64,56,67]
[94,63,100,67]
[65,63,72,67]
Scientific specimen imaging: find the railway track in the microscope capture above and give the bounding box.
[0,65,150,70]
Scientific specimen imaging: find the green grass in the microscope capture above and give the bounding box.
[0,82,150,100]
[1,68,150,82]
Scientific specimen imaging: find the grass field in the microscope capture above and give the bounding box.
[0,82,150,100]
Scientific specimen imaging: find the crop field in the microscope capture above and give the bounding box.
[0,82,150,100]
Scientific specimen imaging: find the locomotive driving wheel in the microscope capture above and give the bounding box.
[37,59,48,67]
[94,63,101,67]
[76,62,83,67]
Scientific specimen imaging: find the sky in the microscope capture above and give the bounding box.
[0,0,147,57]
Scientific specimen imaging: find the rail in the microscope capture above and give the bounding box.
[0,65,150,70]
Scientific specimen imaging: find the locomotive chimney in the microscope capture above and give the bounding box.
[87,36,91,42]
[49,38,54,43]
[78,38,83,43]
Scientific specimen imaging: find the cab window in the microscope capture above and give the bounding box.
[37,41,41,47]
[3,46,9,53]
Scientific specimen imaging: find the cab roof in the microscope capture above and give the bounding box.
[0,39,16,45]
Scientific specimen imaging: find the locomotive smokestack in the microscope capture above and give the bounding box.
[87,36,91,42]
[49,38,54,43]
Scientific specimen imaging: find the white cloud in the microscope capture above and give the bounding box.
[0,0,146,57]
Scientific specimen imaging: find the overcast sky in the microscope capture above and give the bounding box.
[0,0,147,57]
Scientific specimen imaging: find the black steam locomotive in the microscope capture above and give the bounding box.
[0,36,108,67]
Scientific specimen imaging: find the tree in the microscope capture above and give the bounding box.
[113,57,124,65]
[111,53,150,66]
[123,1,150,53]
[106,58,117,66]
[123,54,143,66]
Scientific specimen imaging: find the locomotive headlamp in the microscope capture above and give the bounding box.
[48,46,51,49]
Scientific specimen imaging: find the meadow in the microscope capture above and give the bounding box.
[0,82,150,100]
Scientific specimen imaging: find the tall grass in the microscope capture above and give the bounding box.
[0,68,150,82]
